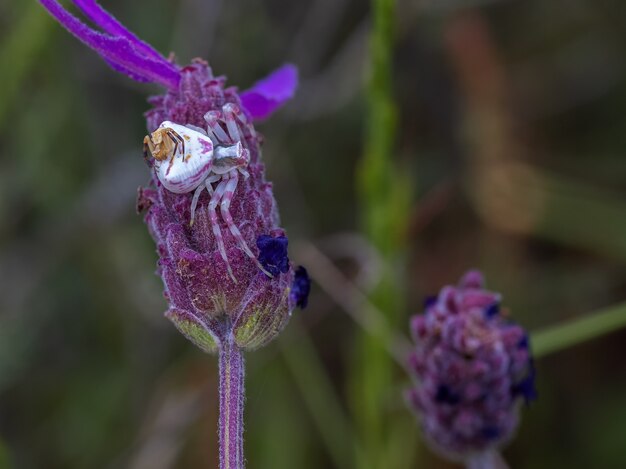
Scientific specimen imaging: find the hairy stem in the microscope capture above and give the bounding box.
[219,337,245,469]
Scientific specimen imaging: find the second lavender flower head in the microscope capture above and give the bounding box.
[407,271,536,464]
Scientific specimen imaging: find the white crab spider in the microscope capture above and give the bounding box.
[143,103,269,282]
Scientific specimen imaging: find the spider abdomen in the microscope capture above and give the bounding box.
[152,121,214,193]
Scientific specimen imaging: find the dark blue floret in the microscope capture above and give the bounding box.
[512,359,538,404]
[257,235,290,277]
[481,425,501,440]
[518,334,529,349]
[423,295,437,310]
[290,266,311,309]
[485,302,500,318]
[435,385,461,405]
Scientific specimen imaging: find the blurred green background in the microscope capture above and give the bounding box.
[1,0,625,468]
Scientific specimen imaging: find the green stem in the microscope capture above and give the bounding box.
[352,0,415,466]
[531,302,626,358]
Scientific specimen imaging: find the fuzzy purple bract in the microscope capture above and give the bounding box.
[39,0,306,353]
[407,270,536,462]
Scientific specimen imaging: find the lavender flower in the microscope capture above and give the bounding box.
[39,2,307,468]
[406,270,536,467]
[141,62,300,353]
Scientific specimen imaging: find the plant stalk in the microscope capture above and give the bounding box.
[219,337,245,469]
[532,301,626,358]
[352,0,415,466]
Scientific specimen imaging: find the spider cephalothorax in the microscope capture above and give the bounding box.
[143,127,184,163]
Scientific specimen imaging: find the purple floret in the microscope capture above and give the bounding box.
[485,302,500,319]
[406,270,536,461]
[290,266,311,309]
[257,235,290,277]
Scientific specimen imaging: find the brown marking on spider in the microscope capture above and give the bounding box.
[144,128,188,176]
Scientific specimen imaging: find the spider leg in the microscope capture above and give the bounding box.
[177,132,186,156]
[165,138,178,176]
[167,130,185,157]
[189,184,204,227]
[220,170,272,277]
[238,167,250,180]
[142,140,153,167]
[204,111,230,143]
[204,123,218,145]
[208,176,236,283]
[205,173,221,196]
[222,103,242,143]
[233,105,256,139]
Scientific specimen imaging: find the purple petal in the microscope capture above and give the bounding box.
[240,64,298,120]
[71,0,167,62]
[104,58,152,82]
[39,0,180,90]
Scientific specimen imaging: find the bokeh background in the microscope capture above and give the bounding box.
[1,0,626,468]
